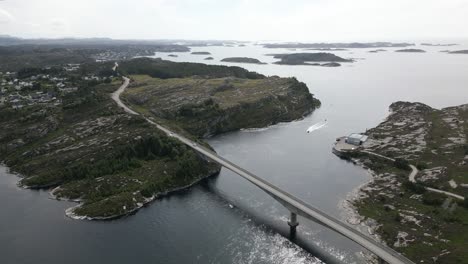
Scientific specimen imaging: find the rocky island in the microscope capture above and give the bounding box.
[269,52,352,66]
[204,57,214,60]
[220,57,266,64]
[0,56,320,220]
[335,102,468,263]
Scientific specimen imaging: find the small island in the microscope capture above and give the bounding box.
[306,48,347,51]
[191,51,211,55]
[168,54,178,57]
[449,50,468,54]
[269,52,352,66]
[395,49,426,53]
[221,57,266,64]
[421,43,457,47]
[368,49,387,53]
[204,57,214,60]
[321,62,341,67]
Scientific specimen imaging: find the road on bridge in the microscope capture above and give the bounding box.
[112,76,415,264]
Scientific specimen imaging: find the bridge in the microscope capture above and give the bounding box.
[113,77,415,264]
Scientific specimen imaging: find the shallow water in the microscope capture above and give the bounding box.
[1,41,468,264]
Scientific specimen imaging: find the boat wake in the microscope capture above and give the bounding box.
[306,120,327,133]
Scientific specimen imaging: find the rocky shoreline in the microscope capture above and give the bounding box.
[336,101,468,263]
[57,168,220,220]
[338,160,384,264]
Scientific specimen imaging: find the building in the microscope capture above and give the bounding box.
[345,133,368,146]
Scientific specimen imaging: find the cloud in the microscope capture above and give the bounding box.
[1,0,468,40]
[0,8,14,24]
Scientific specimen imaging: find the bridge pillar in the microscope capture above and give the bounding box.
[288,212,299,239]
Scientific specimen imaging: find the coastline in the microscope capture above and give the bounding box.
[337,159,383,264]
[62,168,220,221]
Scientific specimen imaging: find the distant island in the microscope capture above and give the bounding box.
[421,43,458,47]
[395,49,426,53]
[305,48,348,51]
[334,101,468,263]
[449,50,468,54]
[191,51,211,55]
[269,52,352,66]
[263,42,414,49]
[168,54,178,57]
[368,49,387,53]
[204,57,214,60]
[321,62,342,67]
[221,57,266,64]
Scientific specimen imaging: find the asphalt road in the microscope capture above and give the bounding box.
[362,150,464,201]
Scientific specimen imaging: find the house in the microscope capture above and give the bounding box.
[345,133,368,146]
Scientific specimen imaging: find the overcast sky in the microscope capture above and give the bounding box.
[1,0,468,42]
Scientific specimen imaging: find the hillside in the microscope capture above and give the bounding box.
[123,74,320,137]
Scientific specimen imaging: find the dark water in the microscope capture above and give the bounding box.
[2,42,468,264]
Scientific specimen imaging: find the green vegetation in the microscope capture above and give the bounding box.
[394,158,411,171]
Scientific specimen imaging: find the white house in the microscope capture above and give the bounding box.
[345,133,368,146]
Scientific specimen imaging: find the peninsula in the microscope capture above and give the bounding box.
[334,102,468,263]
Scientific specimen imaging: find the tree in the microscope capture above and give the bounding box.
[394,158,410,171]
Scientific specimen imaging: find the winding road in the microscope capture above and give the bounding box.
[361,150,464,200]
[111,77,415,264]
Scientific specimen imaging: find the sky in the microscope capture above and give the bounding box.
[1,0,468,42]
